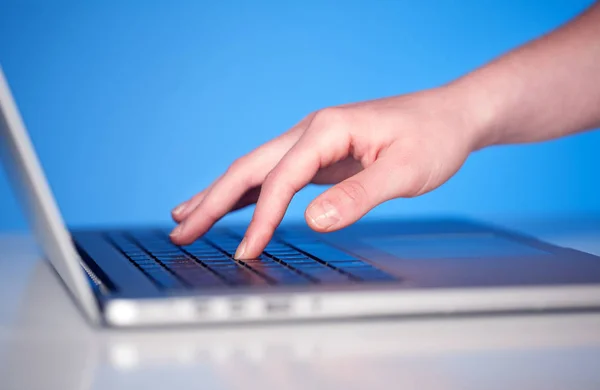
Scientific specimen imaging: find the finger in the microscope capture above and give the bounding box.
[171,173,256,222]
[305,156,420,232]
[235,116,351,259]
[311,157,363,184]
[172,113,318,222]
[230,186,261,212]
[177,187,261,233]
[170,120,310,245]
[171,181,218,222]
[169,155,269,245]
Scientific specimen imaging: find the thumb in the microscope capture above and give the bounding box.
[305,158,408,232]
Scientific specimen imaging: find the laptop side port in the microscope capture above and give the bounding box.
[264,298,291,315]
[229,298,246,317]
[194,300,209,316]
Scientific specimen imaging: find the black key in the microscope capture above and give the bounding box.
[262,268,301,279]
[254,263,287,269]
[168,262,202,269]
[188,254,226,259]
[241,257,273,264]
[146,270,184,289]
[182,242,213,248]
[156,252,188,259]
[216,271,261,286]
[152,252,183,257]
[288,263,330,270]
[267,250,306,257]
[313,273,351,284]
[294,265,339,276]
[185,248,223,254]
[159,258,194,265]
[182,248,217,254]
[209,263,243,271]
[273,273,311,285]
[265,250,296,255]
[128,255,154,262]
[123,249,147,256]
[245,259,284,267]
[138,266,166,274]
[200,258,235,263]
[281,258,317,265]
[194,258,231,263]
[133,259,160,267]
[172,270,224,288]
[296,265,335,275]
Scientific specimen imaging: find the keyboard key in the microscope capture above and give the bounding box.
[134,261,159,268]
[110,231,397,289]
[214,268,267,286]
[159,259,194,266]
[145,269,184,289]
[168,262,202,269]
[313,273,352,284]
[155,253,191,259]
[280,258,316,265]
[261,268,299,279]
[172,269,224,288]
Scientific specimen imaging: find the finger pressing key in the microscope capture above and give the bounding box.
[170,128,304,245]
[235,126,350,259]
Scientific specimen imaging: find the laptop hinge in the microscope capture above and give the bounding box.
[74,242,115,295]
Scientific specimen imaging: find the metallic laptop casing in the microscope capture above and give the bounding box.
[2,66,600,328]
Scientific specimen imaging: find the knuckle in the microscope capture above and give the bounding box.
[263,170,295,197]
[303,111,319,125]
[312,107,346,129]
[227,156,249,174]
[226,155,261,187]
[203,211,219,225]
[335,179,368,205]
[199,203,221,223]
[288,111,318,135]
[262,171,281,194]
[262,169,279,189]
[264,158,301,190]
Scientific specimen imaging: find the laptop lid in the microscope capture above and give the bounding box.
[0,66,100,324]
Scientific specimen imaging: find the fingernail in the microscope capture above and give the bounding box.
[172,202,187,217]
[234,237,248,259]
[307,200,340,230]
[170,223,184,238]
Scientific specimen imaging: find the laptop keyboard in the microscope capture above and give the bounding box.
[106,231,397,290]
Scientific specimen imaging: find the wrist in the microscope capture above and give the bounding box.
[443,74,505,151]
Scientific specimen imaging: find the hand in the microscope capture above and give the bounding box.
[169,85,486,259]
[169,2,600,259]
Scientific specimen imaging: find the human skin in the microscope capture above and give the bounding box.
[169,2,600,259]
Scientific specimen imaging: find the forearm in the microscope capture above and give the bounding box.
[452,2,600,149]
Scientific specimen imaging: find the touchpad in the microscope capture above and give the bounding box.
[365,234,549,259]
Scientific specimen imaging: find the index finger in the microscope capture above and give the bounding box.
[170,121,310,245]
[235,117,351,259]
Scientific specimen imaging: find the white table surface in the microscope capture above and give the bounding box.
[1,216,600,390]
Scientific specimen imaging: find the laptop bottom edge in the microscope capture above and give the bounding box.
[101,284,600,328]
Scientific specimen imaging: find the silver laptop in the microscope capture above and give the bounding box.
[2,67,600,328]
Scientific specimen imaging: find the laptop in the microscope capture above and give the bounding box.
[2,67,600,328]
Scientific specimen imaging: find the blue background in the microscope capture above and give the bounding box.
[1,0,598,232]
